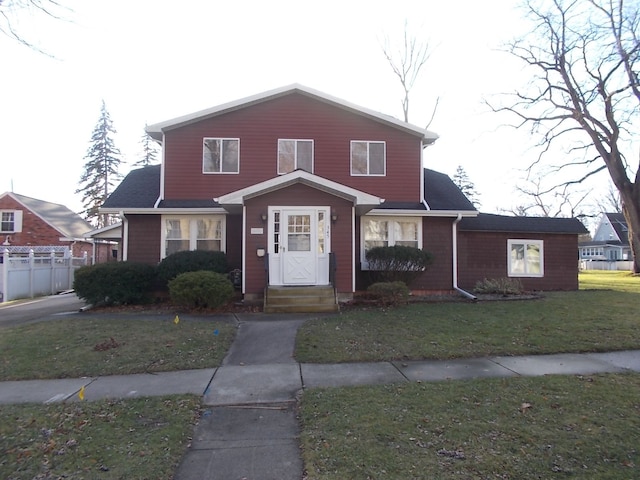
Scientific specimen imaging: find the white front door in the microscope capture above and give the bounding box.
[268,207,330,286]
[282,210,315,284]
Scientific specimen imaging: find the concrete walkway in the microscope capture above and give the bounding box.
[2,315,640,479]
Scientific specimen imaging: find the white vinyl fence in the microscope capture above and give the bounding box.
[0,247,88,303]
[580,260,634,271]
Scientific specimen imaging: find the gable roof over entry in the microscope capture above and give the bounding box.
[215,169,384,215]
[146,84,439,145]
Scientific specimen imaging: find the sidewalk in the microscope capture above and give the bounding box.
[2,315,640,480]
[1,350,640,406]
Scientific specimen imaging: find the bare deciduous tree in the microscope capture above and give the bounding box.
[0,0,68,54]
[489,0,640,272]
[381,22,438,126]
[506,176,591,218]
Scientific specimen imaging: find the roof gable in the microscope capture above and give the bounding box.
[0,192,93,239]
[146,84,438,144]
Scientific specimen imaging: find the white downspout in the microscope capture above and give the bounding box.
[119,211,128,261]
[452,213,477,300]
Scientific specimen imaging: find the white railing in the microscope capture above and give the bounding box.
[0,249,88,303]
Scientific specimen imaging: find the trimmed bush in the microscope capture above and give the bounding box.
[365,245,433,285]
[367,281,410,306]
[168,271,234,309]
[157,250,229,284]
[474,277,524,295]
[73,262,156,305]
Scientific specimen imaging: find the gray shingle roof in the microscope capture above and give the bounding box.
[423,169,476,211]
[3,192,94,239]
[459,213,588,234]
[102,165,161,209]
[605,212,629,244]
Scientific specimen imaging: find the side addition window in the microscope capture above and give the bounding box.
[351,141,385,176]
[163,216,224,257]
[203,138,239,173]
[508,239,544,277]
[278,139,313,174]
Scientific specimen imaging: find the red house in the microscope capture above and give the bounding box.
[101,85,586,310]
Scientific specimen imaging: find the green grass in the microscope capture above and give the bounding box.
[0,395,200,480]
[0,316,235,381]
[296,272,640,363]
[300,373,640,479]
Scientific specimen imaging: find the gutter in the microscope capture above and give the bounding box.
[452,213,477,301]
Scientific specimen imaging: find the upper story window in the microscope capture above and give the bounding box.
[278,139,313,174]
[203,138,239,174]
[351,141,385,176]
[508,239,544,277]
[1,210,22,233]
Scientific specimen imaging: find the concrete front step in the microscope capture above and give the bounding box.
[264,286,339,314]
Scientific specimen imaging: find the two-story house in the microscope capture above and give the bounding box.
[579,212,631,262]
[100,85,587,309]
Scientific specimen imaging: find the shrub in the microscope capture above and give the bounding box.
[367,281,410,306]
[157,250,228,284]
[168,271,234,309]
[73,262,156,305]
[365,245,433,285]
[474,277,524,295]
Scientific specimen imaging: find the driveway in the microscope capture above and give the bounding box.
[0,292,87,328]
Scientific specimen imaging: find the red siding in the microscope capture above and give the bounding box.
[163,93,423,204]
[458,232,580,291]
[243,184,353,295]
[126,215,161,264]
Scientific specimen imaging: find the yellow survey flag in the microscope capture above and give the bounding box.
[174,315,180,325]
[78,385,85,401]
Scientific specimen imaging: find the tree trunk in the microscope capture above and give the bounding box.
[622,195,640,274]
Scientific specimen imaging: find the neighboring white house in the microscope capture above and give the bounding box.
[579,212,632,270]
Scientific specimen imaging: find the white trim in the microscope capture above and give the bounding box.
[367,208,478,217]
[146,84,438,144]
[241,205,247,294]
[215,169,383,210]
[507,239,544,278]
[101,207,228,215]
[158,132,166,205]
[351,205,356,292]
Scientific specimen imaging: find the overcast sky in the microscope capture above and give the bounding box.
[1,0,605,221]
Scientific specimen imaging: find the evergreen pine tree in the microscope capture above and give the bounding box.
[452,165,481,208]
[76,100,122,228]
[133,126,160,167]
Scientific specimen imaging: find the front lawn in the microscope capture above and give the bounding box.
[296,272,640,363]
[300,373,640,479]
[0,395,200,480]
[0,315,235,381]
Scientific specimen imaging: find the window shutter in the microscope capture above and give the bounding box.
[13,210,23,232]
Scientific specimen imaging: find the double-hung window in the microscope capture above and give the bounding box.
[278,139,313,174]
[351,141,385,176]
[361,216,421,269]
[163,216,224,257]
[0,210,22,233]
[508,239,544,277]
[203,138,239,173]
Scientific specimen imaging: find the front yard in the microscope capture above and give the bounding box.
[0,270,638,479]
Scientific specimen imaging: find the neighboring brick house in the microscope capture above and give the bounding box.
[99,85,587,306]
[0,192,106,261]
